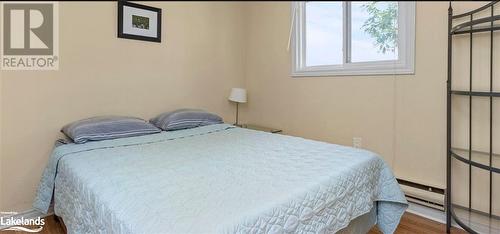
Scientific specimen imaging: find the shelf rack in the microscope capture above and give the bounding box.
[447,1,500,233]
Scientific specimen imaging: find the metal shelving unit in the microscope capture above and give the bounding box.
[447,1,500,233]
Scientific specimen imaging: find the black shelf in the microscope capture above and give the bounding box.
[450,205,500,234]
[450,15,500,34]
[451,90,500,97]
[452,1,499,19]
[450,148,500,174]
[447,1,499,233]
[452,25,500,35]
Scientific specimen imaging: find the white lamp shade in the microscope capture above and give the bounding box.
[228,88,247,103]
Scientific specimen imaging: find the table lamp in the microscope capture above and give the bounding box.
[228,88,247,126]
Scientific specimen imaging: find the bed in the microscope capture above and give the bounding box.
[33,124,407,233]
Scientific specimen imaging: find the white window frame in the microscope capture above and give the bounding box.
[291,1,416,77]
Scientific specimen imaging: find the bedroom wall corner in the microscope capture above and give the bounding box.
[0,1,246,212]
[241,1,499,195]
[241,1,397,169]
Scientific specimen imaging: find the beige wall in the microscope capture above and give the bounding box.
[1,1,498,214]
[0,2,245,211]
[241,1,498,194]
[242,1,439,189]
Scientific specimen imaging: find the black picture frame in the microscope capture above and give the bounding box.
[117,1,161,43]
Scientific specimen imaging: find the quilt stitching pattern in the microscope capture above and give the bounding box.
[33,124,407,234]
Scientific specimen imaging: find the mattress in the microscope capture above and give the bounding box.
[33,124,407,233]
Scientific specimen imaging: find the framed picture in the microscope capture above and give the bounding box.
[117,1,161,43]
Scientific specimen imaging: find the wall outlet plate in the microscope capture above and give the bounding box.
[353,137,362,148]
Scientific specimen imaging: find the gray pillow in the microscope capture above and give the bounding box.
[150,109,223,131]
[62,116,161,144]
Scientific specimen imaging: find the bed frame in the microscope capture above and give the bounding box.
[446,1,500,233]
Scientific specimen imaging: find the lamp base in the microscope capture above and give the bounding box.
[234,102,239,126]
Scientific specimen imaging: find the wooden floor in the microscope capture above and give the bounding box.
[369,212,466,234]
[2,212,466,234]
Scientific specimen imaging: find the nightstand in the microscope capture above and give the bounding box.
[239,124,282,133]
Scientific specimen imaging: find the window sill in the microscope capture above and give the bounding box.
[291,67,415,77]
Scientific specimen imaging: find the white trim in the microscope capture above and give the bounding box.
[342,1,351,64]
[406,201,462,229]
[287,3,298,51]
[0,209,53,230]
[291,1,416,77]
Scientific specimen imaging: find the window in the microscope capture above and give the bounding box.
[291,1,415,76]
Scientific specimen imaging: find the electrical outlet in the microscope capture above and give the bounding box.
[353,137,362,148]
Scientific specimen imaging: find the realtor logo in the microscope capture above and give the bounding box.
[1,2,58,70]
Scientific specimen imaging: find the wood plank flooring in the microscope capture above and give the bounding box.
[369,212,467,234]
[2,212,466,234]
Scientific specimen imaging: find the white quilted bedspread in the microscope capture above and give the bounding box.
[33,124,407,234]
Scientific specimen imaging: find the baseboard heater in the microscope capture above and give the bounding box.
[397,179,445,211]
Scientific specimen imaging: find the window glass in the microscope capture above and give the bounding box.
[305,2,343,66]
[351,2,398,62]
